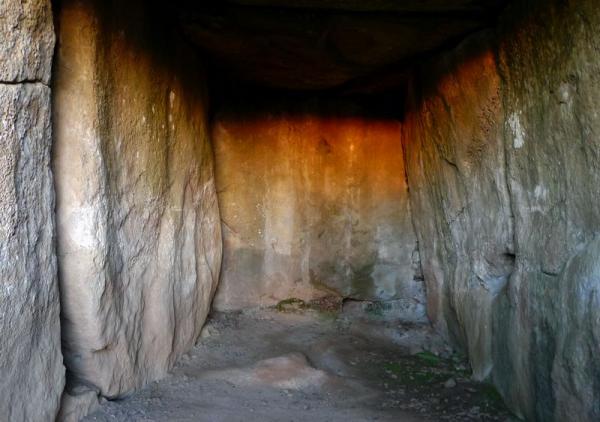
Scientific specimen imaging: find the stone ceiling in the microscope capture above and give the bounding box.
[175,0,507,92]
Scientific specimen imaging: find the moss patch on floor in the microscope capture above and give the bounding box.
[275,298,308,312]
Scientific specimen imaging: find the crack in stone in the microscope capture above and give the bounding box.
[0,79,49,87]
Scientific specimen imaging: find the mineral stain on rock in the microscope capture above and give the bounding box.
[213,97,424,312]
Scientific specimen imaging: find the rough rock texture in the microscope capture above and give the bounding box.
[403,1,600,420]
[213,98,424,313]
[53,0,222,406]
[402,33,513,381]
[493,1,600,420]
[0,83,64,422]
[0,0,55,83]
[0,1,64,420]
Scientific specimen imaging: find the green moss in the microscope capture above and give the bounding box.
[381,351,472,387]
[383,362,405,375]
[478,383,505,407]
[274,296,344,320]
[363,301,392,317]
[383,361,447,385]
[275,298,307,312]
[415,351,442,366]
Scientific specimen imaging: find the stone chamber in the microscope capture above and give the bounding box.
[1,0,600,421]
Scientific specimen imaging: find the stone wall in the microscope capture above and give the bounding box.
[403,32,513,381]
[53,0,222,414]
[403,1,600,420]
[0,0,64,420]
[213,97,425,316]
[495,1,600,420]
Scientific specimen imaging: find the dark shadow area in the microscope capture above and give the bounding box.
[208,76,406,121]
[172,0,510,91]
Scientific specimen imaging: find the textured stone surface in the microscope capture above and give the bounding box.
[493,1,600,420]
[403,1,600,420]
[213,98,424,314]
[53,0,222,404]
[0,0,55,83]
[0,0,63,419]
[57,391,100,422]
[402,33,513,381]
[0,84,64,420]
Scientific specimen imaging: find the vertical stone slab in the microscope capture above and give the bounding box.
[213,98,425,317]
[0,0,55,83]
[53,0,222,404]
[403,2,600,419]
[495,1,600,420]
[0,83,64,422]
[0,0,64,420]
[402,33,513,380]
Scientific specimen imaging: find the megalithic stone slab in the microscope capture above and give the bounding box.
[0,83,64,421]
[53,0,222,405]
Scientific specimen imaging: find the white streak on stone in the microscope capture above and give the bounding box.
[509,112,525,149]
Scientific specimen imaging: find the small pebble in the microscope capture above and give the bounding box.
[444,378,457,388]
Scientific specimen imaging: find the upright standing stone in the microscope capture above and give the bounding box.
[0,0,64,420]
[53,0,222,408]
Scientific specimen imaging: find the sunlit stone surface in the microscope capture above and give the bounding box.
[53,0,222,412]
[213,97,425,317]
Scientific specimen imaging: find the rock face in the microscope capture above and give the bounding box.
[0,84,64,422]
[213,97,424,315]
[53,0,222,405]
[0,0,55,83]
[403,1,600,420]
[402,33,513,381]
[494,1,600,420]
[0,0,64,421]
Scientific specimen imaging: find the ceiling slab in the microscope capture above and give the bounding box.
[176,1,507,90]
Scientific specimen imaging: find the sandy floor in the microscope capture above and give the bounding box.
[83,307,514,422]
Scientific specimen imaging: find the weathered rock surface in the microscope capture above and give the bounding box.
[0,85,64,419]
[0,0,63,420]
[53,0,222,406]
[404,1,600,420]
[214,97,424,313]
[0,0,55,83]
[493,1,600,420]
[402,33,513,381]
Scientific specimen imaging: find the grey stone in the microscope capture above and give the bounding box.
[492,1,600,420]
[57,390,100,422]
[403,32,513,381]
[403,1,600,420]
[53,0,222,406]
[444,378,457,389]
[0,0,55,83]
[0,83,64,420]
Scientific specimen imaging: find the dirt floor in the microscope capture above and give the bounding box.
[83,303,515,422]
